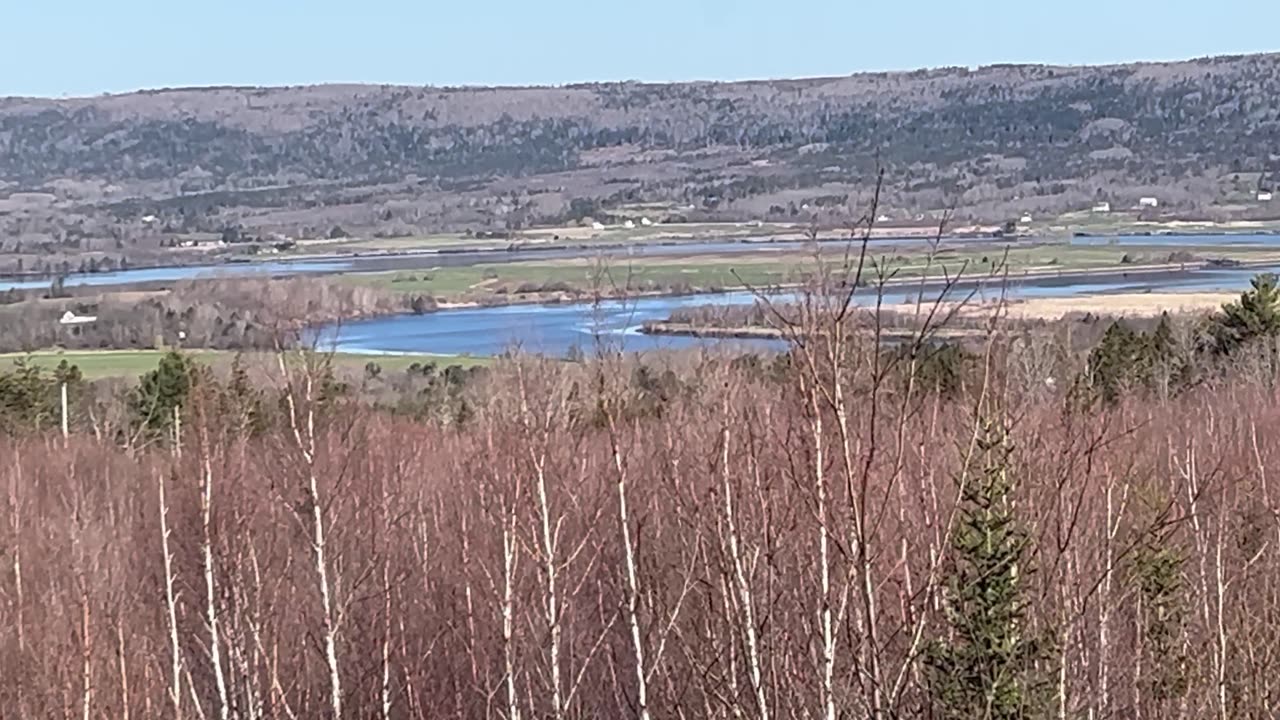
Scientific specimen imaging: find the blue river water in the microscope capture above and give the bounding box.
[7,234,1278,357]
[4,232,1275,293]
[0,237,879,291]
[314,263,1279,357]
[0,260,356,291]
[1069,232,1280,247]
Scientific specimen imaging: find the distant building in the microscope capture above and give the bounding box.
[639,217,653,226]
[1260,191,1274,202]
[1092,202,1112,213]
[1020,214,1033,224]
[622,219,636,229]
[141,214,158,225]
[59,310,97,326]
[590,221,606,231]
[1139,197,1159,208]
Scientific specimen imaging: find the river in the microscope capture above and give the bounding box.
[8,234,1277,357]
[6,232,1275,293]
[314,263,1276,357]
[0,237,877,291]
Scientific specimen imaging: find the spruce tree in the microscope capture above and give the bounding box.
[0,359,82,433]
[1087,320,1143,403]
[927,421,1049,720]
[129,350,196,438]
[221,353,270,436]
[1211,272,1280,356]
[1144,312,1193,393]
[1133,544,1189,713]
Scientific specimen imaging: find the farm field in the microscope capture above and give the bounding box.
[340,241,1280,300]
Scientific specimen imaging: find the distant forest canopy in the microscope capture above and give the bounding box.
[2,52,1280,234]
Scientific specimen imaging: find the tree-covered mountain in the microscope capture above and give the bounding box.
[2,52,1279,232]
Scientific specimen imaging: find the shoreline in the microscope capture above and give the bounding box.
[640,288,1239,342]
[6,223,1280,285]
[240,256,1272,331]
[385,257,1264,314]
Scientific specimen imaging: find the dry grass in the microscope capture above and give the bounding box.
[887,291,1236,321]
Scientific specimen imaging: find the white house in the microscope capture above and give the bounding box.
[1092,202,1112,213]
[639,217,653,226]
[59,310,97,325]
[590,221,606,231]
[1020,214,1034,224]
[622,219,636,229]
[1139,197,1159,208]
[141,214,158,225]
[1260,191,1274,202]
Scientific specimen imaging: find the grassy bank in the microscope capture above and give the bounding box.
[340,241,1280,303]
[2,349,490,380]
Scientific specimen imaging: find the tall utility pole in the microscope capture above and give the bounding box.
[60,381,69,440]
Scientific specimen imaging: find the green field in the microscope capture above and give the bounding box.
[316,221,802,255]
[2,350,490,380]
[341,242,1280,301]
[346,259,797,296]
[1026,210,1280,238]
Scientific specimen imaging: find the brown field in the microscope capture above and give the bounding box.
[894,291,1238,321]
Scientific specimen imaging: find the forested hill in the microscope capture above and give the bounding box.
[3,52,1280,227]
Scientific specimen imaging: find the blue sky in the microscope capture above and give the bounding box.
[4,0,1277,97]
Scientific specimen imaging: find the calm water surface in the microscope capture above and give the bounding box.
[10,234,1278,357]
[316,263,1280,357]
[4,232,1275,292]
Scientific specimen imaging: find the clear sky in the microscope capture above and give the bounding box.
[4,0,1277,97]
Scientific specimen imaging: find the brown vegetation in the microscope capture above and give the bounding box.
[6,211,1280,716]
[5,247,1280,720]
[5,328,1280,717]
[0,277,434,353]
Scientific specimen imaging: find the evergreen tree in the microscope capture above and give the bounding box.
[0,359,82,434]
[903,342,975,399]
[1211,272,1280,356]
[219,353,270,436]
[129,351,196,438]
[1085,315,1191,402]
[1144,312,1193,392]
[1132,543,1189,713]
[1087,320,1144,403]
[1146,313,1176,363]
[927,421,1050,720]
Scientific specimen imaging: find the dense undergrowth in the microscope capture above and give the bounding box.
[4,273,1280,718]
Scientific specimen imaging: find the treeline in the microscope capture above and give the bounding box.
[0,350,490,440]
[0,277,436,354]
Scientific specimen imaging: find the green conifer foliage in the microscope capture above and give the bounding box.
[1211,272,1280,356]
[1087,321,1144,403]
[0,359,83,434]
[927,421,1050,720]
[1133,544,1189,712]
[129,350,196,438]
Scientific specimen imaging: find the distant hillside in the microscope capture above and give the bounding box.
[2,52,1280,238]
